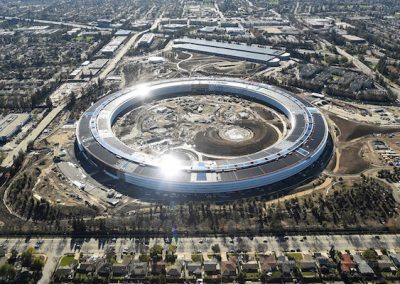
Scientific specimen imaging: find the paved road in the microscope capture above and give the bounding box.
[1,105,65,168]
[2,16,110,31]
[1,233,399,283]
[214,2,225,20]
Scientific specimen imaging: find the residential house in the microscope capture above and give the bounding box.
[242,260,259,273]
[166,263,182,278]
[53,267,74,281]
[187,262,202,277]
[316,256,337,276]
[129,262,148,277]
[259,254,277,272]
[389,254,400,268]
[277,255,296,276]
[204,260,219,275]
[352,255,374,278]
[112,263,128,278]
[221,261,237,278]
[340,254,356,274]
[97,263,112,277]
[76,262,96,274]
[377,255,396,273]
[152,261,166,275]
[299,255,317,273]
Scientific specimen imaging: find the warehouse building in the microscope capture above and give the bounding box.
[137,33,155,48]
[100,36,128,57]
[173,38,289,65]
[0,113,31,142]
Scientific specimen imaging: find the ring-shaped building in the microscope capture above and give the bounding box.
[76,78,329,193]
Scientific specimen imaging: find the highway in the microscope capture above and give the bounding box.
[2,16,110,31]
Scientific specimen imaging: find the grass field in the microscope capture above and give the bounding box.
[287,252,303,262]
[59,255,75,267]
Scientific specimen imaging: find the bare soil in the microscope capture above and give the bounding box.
[336,142,371,174]
[194,120,279,156]
[329,114,400,142]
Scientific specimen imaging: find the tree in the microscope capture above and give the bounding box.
[67,92,76,110]
[9,249,18,263]
[150,244,163,259]
[31,257,45,272]
[27,140,34,151]
[158,273,166,284]
[362,249,378,261]
[21,247,34,267]
[260,271,268,283]
[238,270,246,284]
[0,263,16,282]
[211,244,220,254]
[46,97,53,109]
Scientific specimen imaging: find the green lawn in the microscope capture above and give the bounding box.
[269,271,282,279]
[245,272,260,280]
[302,271,318,278]
[286,252,303,262]
[191,253,203,262]
[74,36,94,42]
[59,255,75,267]
[382,272,396,279]
[74,273,89,281]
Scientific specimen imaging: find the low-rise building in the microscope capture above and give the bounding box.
[221,260,237,278]
[129,262,148,277]
[186,261,202,277]
[340,254,356,274]
[137,33,155,48]
[353,255,375,278]
[259,254,277,272]
[242,260,259,273]
[0,113,31,142]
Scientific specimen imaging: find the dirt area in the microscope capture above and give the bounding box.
[194,120,278,156]
[113,94,284,160]
[329,114,400,142]
[335,141,371,174]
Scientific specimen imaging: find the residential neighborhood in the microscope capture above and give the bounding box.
[48,243,400,283]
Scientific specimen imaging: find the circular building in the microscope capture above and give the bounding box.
[76,78,329,193]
